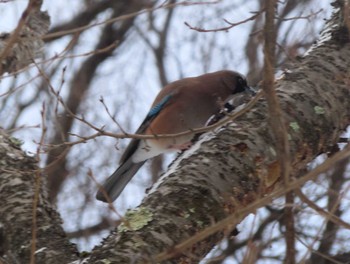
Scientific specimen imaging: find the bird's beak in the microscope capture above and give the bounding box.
[244,85,257,96]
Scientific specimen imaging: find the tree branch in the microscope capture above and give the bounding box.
[88,4,350,262]
[0,0,50,75]
[0,129,78,264]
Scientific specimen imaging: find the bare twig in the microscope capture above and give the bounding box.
[280,8,323,21]
[184,9,264,33]
[43,1,218,41]
[303,148,350,263]
[41,90,263,148]
[295,189,350,230]
[66,217,121,239]
[99,96,127,134]
[296,237,344,264]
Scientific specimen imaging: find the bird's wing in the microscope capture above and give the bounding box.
[119,93,174,164]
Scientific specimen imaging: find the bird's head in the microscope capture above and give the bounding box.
[235,73,256,96]
[213,70,256,96]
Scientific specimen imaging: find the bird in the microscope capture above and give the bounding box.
[96,70,255,202]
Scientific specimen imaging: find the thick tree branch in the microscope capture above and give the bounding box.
[88,3,350,263]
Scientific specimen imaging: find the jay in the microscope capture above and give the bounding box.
[96,70,254,202]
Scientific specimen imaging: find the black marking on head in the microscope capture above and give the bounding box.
[235,75,248,93]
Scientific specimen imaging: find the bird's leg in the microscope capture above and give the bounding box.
[206,102,235,126]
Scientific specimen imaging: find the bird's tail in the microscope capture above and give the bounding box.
[96,159,146,202]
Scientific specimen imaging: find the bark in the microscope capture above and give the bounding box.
[0,1,349,264]
[0,130,78,264]
[0,1,50,75]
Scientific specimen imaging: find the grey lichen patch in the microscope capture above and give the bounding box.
[100,260,112,264]
[314,106,326,115]
[289,122,300,132]
[183,208,195,219]
[0,132,34,167]
[183,212,190,219]
[118,207,153,232]
[196,220,204,228]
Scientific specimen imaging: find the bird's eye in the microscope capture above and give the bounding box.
[237,77,246,86]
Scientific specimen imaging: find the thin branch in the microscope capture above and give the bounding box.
[296,236,344,264]
[263,1,294,262]
[45,0,113,42]
[43,1,219,41]
[41,91,263,148]
[66,217,120,239]
[207,209,283,263]
[279,8,323,21]
[184,9,264,33]
[99,96,127,134]
[295,189,350,230]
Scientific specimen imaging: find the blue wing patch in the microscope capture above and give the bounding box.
[147,94,172,117]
